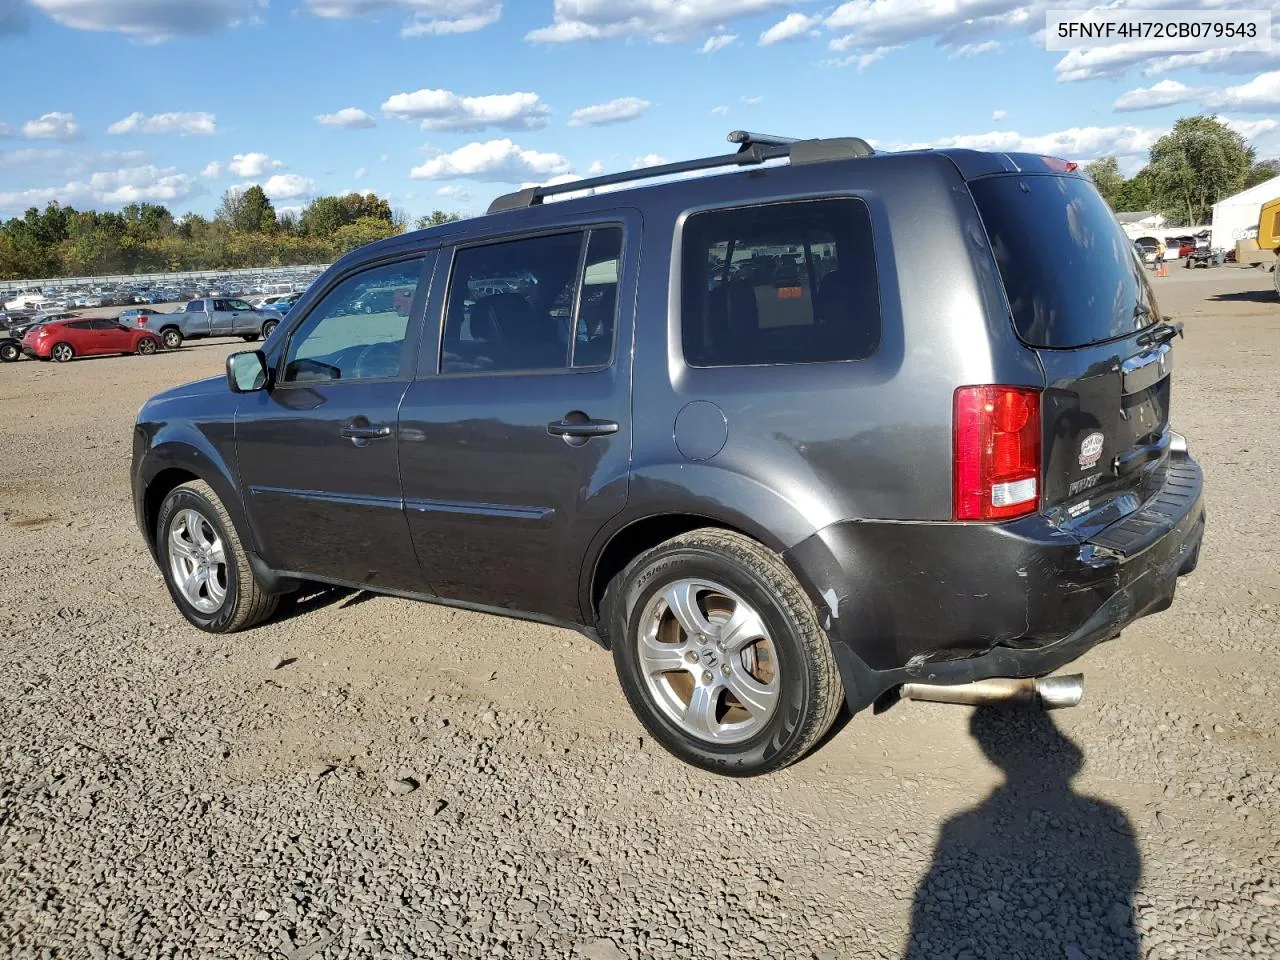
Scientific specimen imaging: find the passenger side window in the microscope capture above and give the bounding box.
[441,227,621,374]
[282,258,425,384]
[186,301,202,313]
[90,318,116,330]
[681,199,881,367]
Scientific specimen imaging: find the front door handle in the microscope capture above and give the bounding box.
[341,422,392,442]
[547,418,619,438]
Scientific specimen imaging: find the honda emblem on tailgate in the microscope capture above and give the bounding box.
[1079,432,1104,469]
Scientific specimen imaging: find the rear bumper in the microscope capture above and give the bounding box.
[784,453,1205,713]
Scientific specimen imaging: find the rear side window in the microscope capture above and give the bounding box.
[682,198,880,367]
[441,226,622,375]
[970,175,1159,348]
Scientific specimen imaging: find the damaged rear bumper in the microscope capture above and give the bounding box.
[783,453,1205,713]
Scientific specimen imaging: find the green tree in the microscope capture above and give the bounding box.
[333,216,398,253]
[1242,159,1280,190]
[216,185,276,233]
[1114,171,1154,212]
[299,195,347,237]
[416,210,462,229]
[1084,157,1124,208]
[1146,115,1255,226]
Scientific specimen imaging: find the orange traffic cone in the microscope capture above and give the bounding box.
[1155,260,1169,277]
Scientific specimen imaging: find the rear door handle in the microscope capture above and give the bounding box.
[341,423,392,441]
[547,418,619,438]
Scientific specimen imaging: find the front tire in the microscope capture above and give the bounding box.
[605,528,843,776]
[261,319,279,339]
[157,480,278,633]
[50,343,74,363]
[161,327,183,349]
[0,341,19,362]
[136,336,158,356]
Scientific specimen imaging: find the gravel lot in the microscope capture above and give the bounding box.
[2,266,1278,960]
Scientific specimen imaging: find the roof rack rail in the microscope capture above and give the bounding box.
[486,131,875,215]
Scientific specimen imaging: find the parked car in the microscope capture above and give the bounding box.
[9,312,77,340]
[139,297,284,349]
[120,307,169,327]
[0,330,20,362]
[131,133,1204,775]
[23,316,162,362]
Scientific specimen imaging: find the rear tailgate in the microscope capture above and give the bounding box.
[969,172,1175,525]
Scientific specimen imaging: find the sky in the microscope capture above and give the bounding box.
[0,0,1277,221]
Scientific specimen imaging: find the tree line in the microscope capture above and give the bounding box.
[0,185,463,281]
[1085,115,1278,225]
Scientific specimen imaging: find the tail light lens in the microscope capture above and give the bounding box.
[953,385,1041,522]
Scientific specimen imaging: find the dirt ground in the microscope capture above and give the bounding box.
[1,264,1278,960]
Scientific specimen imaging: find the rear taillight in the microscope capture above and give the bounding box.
[953,385,1041,522]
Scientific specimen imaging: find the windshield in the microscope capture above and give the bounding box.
[970,174,1160,348]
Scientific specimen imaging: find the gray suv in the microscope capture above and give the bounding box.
[131,132,1205,775]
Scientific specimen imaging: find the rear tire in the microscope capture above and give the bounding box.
[0,341,18,363]
[242,333,260,342]
[261,319,279,339]
[161,327,183,349]
[51,343,74,363]
[157,480,278,633]
[604,528,843,776]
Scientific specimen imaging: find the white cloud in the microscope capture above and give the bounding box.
[228,152,284,177]
[354,167,367,180]
[741,95,763,105]
[950,40,999,58]
[528,0,793,43]
[699,33,736,54]
[711,105,730,116]
[992,109,1007,121]
[632,154,668,168]
[1224,117,1279,141]
[1204,70,1280,113]
[22,112,79,140]
[0,163,203,213]
[569,97,650,127]
[107,111,217,135]
[587,161,606,175]
[1113,79,1201,112]
[827,44,901,70]
[759,12,818,46]
[27,0,263,41]
[0,148,69,170]
[401,4,500,35]
[409,139,572,182]
[889,124,1165,162]
[381,89,549,131]
[315,107,376,128]
[201,161,224,178]
[262,173,315,199]
[437,184,467,197]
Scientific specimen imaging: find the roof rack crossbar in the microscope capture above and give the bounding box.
[487,142,790,215]
[727,130,799,152]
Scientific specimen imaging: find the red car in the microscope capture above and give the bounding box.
[22,316,162,362]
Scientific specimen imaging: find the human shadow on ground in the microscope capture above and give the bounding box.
[905,707,1140,960]
[1207,289,1279,304]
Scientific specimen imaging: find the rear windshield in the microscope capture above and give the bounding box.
[970,175,1159,348]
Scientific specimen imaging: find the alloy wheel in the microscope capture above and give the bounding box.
[168,508,228,614]
[636,578,780,744]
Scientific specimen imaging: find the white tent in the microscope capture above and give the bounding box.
[1211,176,1280,251]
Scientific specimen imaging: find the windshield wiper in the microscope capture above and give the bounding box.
[1137,319,1183,347]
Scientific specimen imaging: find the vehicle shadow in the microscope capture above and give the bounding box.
[271,583,356,623]
[905,707,1140,960]
[1207,289,1278,304]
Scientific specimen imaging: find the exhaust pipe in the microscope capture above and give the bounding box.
[899,674,1084,710]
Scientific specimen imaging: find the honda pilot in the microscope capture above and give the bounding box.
[131,132,1204,775]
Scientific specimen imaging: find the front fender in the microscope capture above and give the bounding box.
[133,419,253,557]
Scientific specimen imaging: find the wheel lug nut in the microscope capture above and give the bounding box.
[701,670,714,685]
[684,651,698,664]
[721,664,731,677]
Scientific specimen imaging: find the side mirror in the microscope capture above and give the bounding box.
[227,350,268,393]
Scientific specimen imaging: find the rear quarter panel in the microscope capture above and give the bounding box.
[626,153,1040,541]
